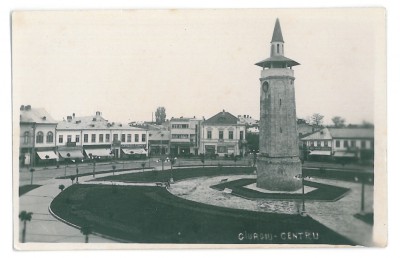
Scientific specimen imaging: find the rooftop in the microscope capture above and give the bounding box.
[20,106,57,124]
[301,127,374,140]
[329,128,374,139]
[203,110,240,125]
[57,112,143,131]
[255,55,300,68]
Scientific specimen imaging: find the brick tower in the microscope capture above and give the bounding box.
[255,18,302,191]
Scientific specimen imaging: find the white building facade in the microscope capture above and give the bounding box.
[19,105,58,167]
[200,110,246,157]
[56,111,148,161]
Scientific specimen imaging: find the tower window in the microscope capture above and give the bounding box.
[262,82,269,92]
[277,44,280,53]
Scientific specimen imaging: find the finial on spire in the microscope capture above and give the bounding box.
[271,18,284,43]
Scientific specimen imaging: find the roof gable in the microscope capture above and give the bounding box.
[203,111,239,125]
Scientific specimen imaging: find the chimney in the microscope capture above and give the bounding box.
[72,113,75,118]
[96,111,101,116]
[67,116,72,122]
[20,105,24,111]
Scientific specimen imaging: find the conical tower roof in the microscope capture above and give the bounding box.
[271,18,284,43]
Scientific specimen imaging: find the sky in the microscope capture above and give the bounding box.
[12,9,384,125]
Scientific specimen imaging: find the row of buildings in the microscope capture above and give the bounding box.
[19,105,247,166]
[300,127,374,162]
[19,105,374,167]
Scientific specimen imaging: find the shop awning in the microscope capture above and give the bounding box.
[333,152,356,157]
[84,149,112,157]
[58,150,84,159]
[309,150,331,156]
[122,148,147,155]
[37,151,58,160]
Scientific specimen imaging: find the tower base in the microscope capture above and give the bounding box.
[256,156,302,191]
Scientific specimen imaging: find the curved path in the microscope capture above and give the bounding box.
[18,167,159,244]
[19,164,374,246]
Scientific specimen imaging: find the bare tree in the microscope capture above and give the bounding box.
[331,116,346,127]
[310,113,324,126]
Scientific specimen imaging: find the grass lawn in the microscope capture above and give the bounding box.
[303,168,374,184]
[93,167,255,183]
[211,179,350,201]
[19,184,41,196]
[51,184,353,244]
[56,167,153,179]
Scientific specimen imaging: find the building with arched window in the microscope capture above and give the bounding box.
[46,131,54,143]
[19,105,57,167]
[36,131,44,143]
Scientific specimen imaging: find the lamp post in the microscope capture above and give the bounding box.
[92,156,96,178]
[252,150,257,167]
[301,170,306,215]
[148,156,151,169]
[65,152,71,177]
[355,176,371,214]
[160,133,165,171]
[75,159,79,183]
[29,168,35,185]
[30,125,36,168]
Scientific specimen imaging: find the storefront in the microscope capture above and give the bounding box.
[121,144,147,159]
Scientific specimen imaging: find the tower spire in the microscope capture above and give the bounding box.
[271,18,284,43]
[255,18,299,68]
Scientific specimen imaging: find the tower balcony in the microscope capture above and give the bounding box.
[261,68,294,78]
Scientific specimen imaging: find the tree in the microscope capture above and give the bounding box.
[361,120,374,128]
[155,106,166,125]
[19,210,33,243]
[246,133,259,154]
[70,175,76,185]
[332,116,346,127]
[112,165,116,176]
[58,184,65,192]
[310,113,324,126]
[44,155,50,169]
[80,225,92,243]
